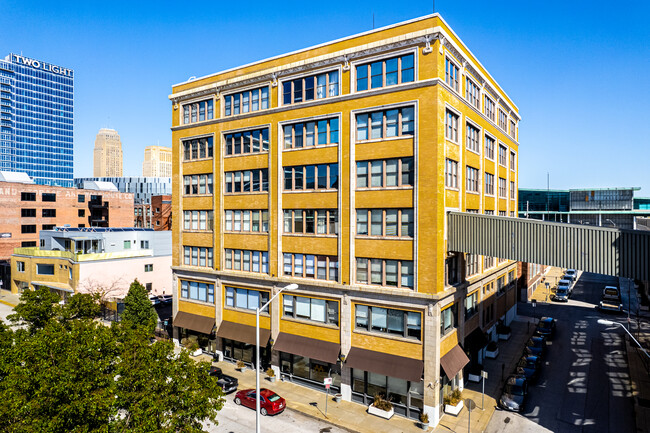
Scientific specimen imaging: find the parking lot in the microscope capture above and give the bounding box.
[488,271,636,433]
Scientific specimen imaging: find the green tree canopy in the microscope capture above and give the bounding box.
[121,279,158,334]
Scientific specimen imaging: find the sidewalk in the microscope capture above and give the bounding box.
[0,289,19,307]
[530,267,567,303]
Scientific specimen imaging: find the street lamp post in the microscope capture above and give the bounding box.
[597,319,650,360]
[255,283,298,433]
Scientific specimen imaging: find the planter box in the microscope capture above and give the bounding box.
[191,348,203,357]
[368,404,394,419]
[467,372,481,383]
[444,400,464,416]
[498,332,511,341]
[486,348,499,359]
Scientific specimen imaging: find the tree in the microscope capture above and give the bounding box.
[0,292,225,432]
[8,286,61,333]
[121,279,158,334]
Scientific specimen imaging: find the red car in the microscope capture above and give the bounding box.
[234,388,286,415]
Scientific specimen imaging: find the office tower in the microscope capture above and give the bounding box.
[143,145,172,177]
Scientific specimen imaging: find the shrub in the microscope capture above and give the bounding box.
[266,367,275,377]
[236,360,246,369]
[487,341,498,352]
[373,394,393,411]
[420,412,429,423]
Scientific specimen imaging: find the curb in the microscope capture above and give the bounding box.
[284,405,360,433]
[0,299,16,308]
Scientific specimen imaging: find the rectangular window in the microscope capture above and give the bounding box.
[36,264,55,275]
[283,164,337,191]
[224,169,268,193]
[183,246,214,268]
[42,193,56,202]
[510,119,516,139]
[355,305,421,340]
[21,225,36,234]
[485,96,495,121]
[445,57,459,91]
[499,177,507,198]
[465,290,478,319]
[16,261,25,272]
[283,71,338,105]
[466,254,479,277]
[466,123,480,153]
[42,209,56,218]
[465,77,480,108]
[283,118,339,149]
[224,87,269,116]
[498,108,508,131]
[355,106,414,142]
[510,151,516,170]
[21,192,36,201]
[283,253,338,281]
[356,209,413,238]
[485,173,495,195]
[485,135,495,160]
[144,264,153,272]
[499,144,508,166]
[77,194,85,203]
[510,181,516,199]
[224,210,268,233]
[356,53,414,92]
[182,137,213,161]
[445,110,459,142]
[225,128,268,156]
[42,224,55,231]
[183,174,212,196]
[355,258,414,288]
[283,209,337,235]
[356,157,414,189]
[466,166,479,193]
[441,304,457,336]
[21,208,36,217]
[283,295,339,325]
[445,159,458,188]
[180,280,215,303]
[223,249,268,274]
[182,99,214,124]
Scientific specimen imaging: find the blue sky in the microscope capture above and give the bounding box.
[2,0,649,193]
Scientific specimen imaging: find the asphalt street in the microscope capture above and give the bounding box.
[487,272,636,433]
[205,391,347,433]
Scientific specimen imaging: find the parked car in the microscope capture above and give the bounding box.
[553,287,569,302]
[234,388,286,415]
[208,366,238,394]
[515,355,542,383]
[523,336,547,358]
[599,286,623,313]
[564,269,577,281]
[535,317,557,340]
[499,375,528,412]
[558,279,573,295]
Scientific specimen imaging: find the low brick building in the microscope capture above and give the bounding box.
[134,195,171,230]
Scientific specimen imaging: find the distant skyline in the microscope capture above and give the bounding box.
[2,0,649,193]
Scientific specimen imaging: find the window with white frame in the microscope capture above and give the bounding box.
[465,290,478,319]
[283,70,339,105]
[484,209,495,215]
[183,99,214,124]
[183,246,213,268]
[510,151,516,170]
[445,159,458,189]
[466,254,480,277]
[224,249,269,274]
[225,286,269,312]
[225,128,269,155]
[356,53,414,91]
[182,136,213,161]
[225,210,269,233]
[283,253,338,281]
[466,166,479,193]
[440,304,457,336]
[183,174,213,195]
[445,57,459,91]
[485,173,495,195]
[485,135,495,160]
[498,108,508,131]
[499,177,507,198]
[356,209,414,237]
[510,181,516,199]
[283,163,338,191]
[225,169,268,193]
[498,144,508,166]
[466,123,480,152]
[484,95,495,121]
[510,119,516,139]
[499,211,507,217]
[356,257,414,288]
[180,280,215,303]
[465,77,480,108]
[183,210,214,231]
[355,304,421,340]
[484,255,495,269]
[356,157,414,188]
[283,295,339,325]
[356,106,414,141]
[445,110,459,142]
[224,86,269,116]
[284,209,338,235]
[283,118,339,149]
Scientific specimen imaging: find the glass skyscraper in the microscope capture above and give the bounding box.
[0,53,74,187]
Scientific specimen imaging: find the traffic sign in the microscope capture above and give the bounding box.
[481,370,488,379]
[323,377,333,385]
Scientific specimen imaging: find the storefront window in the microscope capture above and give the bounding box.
[280,352,341,390]
[351,369,423,419]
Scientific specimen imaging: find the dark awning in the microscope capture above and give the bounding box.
[173,311,215,334]
[440,345,470,379]
[273,333,340,364]
[464,327,489,352]
[217,321,270,346]
[345,347,423,382]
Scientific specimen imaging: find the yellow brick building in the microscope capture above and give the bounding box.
[169,14,519,425]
